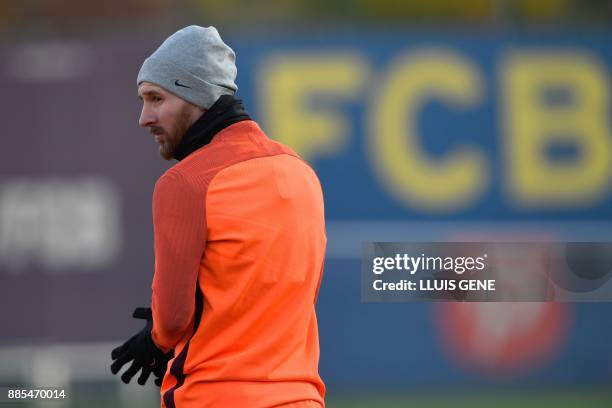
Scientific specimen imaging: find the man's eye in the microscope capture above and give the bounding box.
[153,96,162,102]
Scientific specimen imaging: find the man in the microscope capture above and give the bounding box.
[110,26,326,408]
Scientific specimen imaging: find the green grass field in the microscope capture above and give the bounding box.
[9,382,612,408]
[327,391,612,408]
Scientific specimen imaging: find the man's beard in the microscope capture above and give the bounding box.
[158,136,179,160]
[149,127,177,160]
[149,106,201,160]
[153,107,199,161]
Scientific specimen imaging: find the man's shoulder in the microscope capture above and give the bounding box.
[182,120,299,167]
[159,120,310,190]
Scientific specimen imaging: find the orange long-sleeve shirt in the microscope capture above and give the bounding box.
[150,120,326,408]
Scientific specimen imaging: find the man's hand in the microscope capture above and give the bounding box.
[110,307,174,386]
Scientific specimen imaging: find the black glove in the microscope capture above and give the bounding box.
[111,307,174,386]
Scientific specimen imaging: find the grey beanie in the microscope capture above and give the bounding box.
[137,25,237,109]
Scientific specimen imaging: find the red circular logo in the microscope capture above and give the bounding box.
[435,302,570,377]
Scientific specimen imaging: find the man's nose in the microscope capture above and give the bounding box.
[138,105,155,128]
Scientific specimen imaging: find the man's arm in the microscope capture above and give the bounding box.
[152,169,207,351]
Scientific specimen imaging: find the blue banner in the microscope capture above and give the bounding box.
[234,33,612,221]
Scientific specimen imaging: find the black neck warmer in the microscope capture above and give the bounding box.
[173,95,251,161]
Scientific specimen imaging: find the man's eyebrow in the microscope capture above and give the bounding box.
[138,90,162,99]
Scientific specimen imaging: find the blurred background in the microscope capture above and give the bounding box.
[1,0,611,407]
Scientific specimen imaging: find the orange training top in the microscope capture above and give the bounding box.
[150,120,326,408]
